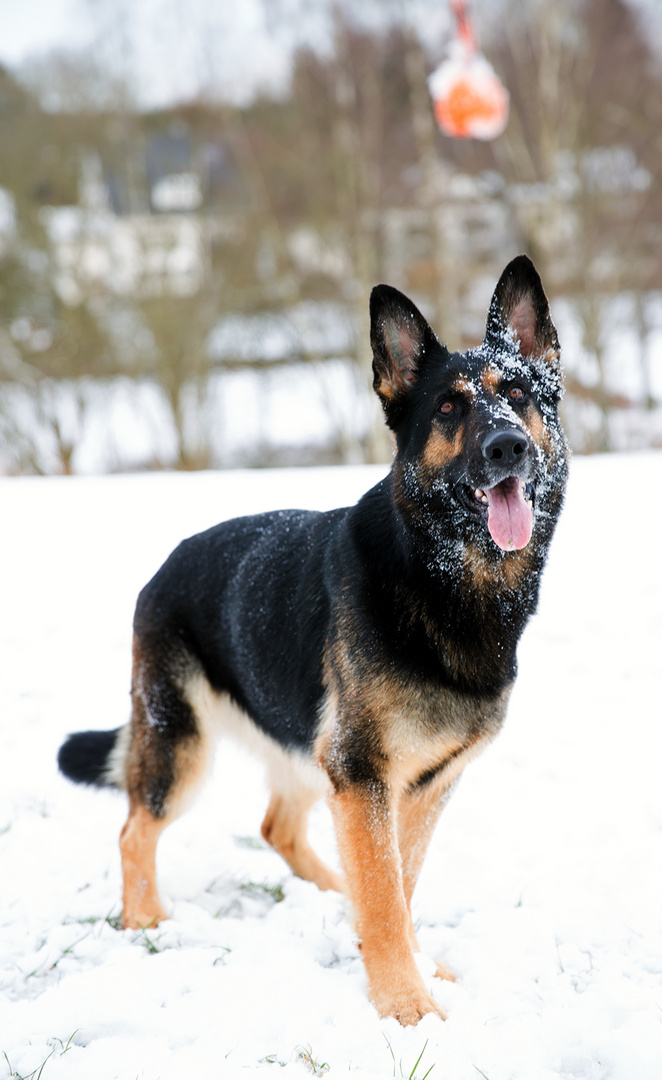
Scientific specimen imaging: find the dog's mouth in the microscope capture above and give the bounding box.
[459,478,535,551]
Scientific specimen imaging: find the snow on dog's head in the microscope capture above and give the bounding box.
[370,255,568,569]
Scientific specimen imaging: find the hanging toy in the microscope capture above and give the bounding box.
[428,0,509,140]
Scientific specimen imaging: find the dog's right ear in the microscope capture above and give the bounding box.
[370,284,440,428]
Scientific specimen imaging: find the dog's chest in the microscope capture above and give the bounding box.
[317,664,511,796]
[381,681,511,793]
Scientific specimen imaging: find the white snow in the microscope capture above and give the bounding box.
[1,454,661,1079]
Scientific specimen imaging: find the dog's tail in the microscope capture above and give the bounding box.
[58,726,128,790]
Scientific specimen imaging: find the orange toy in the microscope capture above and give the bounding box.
[428,0,509,140]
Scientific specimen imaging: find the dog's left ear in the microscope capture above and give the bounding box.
[485,255,560,366]
[370,284,441,427]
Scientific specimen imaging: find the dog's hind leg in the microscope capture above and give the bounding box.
[261,763,344,893]
[397,781,456,982]
[120,648,214,929]
[120,801,169,929]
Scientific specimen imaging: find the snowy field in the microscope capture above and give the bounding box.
[1,454,661,1080]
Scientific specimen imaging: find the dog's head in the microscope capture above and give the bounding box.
[370,255,568,562]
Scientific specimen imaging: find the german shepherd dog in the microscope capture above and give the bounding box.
[59,255,568,1025]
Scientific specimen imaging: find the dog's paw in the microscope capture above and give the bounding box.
[376,991,445,1026]
[433,960,456,982]
[121,906,168,930]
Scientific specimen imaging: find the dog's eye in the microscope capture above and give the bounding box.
[509,385,526,402]
[438,401,455,415]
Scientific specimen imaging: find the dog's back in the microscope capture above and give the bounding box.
[133,509,339,751]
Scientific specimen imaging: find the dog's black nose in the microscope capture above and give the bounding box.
[482,429,528,465]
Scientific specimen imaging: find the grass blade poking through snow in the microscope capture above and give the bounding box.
[2,1032,78,1080]
[385,1036,435,1079]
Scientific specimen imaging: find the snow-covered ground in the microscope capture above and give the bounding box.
[1,454,660,1080]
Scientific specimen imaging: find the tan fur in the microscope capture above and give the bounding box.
[462,540,535,591]
[422,426,465,473]
[451,375,477,397]
[481,367,501,394]
[373,374,396,401]
[321,610,509,767]
[380,700,500,795]
[328,784,445,1025]
[120,803,169,929]
[261,791,344,893]
[120,728,215,928]
[398,777,458,982]
[521,402,547,448]
[119,657,219,929]
[104,723,131,788]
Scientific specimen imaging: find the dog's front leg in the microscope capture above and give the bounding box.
[328,782,445,1025]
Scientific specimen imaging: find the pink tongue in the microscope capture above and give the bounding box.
[485,478,533,550]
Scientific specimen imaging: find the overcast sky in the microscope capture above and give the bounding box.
[1,0,91,63]
[0,0,302,105]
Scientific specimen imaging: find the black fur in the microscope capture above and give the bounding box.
[58,728,121,787]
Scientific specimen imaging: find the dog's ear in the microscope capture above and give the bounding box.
[485,255,560,366]
[370,284,441,426]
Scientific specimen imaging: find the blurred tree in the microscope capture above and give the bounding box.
[484,0,662,449]
[134,265,222,472]
[0,65,117,472]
